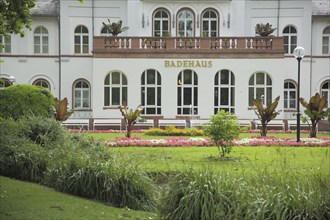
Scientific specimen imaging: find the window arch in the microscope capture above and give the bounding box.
[214,70,235,114]
[34,26,48,54]
[283,80,297,110]
[33,78,51,91]
[74,25,89,54]
[177,9,195,37]
[201,9,218,37]
[177,69,198,115]
[248,72,272,106]
[141,69,161,115]
[153,8,170,37]
[321,80,330,108]
[0,78,12,88]
[283,25,297,54]
[0,34,11,53]
[101,26,111,35]
[322,26,330,54]
[73,79,91,109]
[104,71,127,106]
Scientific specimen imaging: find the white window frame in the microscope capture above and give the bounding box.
[34,26,49,54]
[322,26,330,54]
[74,25,89,54]
[283,81,297,110]
[177,69,198,115]
[283,25,297,54]
[321,80,330,108]
[153,9,170,37]
[104,72,128,107]
[248,72,272,107]
[33,78,51,91]
[201,9,218,37]
[141,69,162,115]
[177,9,194,37]
[214,69,235,114]
[73,80,91,109]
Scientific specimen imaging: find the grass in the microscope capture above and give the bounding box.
[109,146,330,175]
[0,176,158,220]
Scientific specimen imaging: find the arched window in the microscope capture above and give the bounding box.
[248,72,272,106]
[104,71,127,106]
[153,9,170,37]
[0,34,11,53]
[322,26,330,54]
[283,25,297,54]
[177,9,194,37]
[321,80,330,108]
[202,9,218,37]
[74,25,89,54]
[73,79,91,109]
[177,69,198,115]
[283,81,297,110]
[34,26,48,54]
[141,69,161,115]
[0,78,12,88]
[33,78,51,91]
[214,70,235,114]
[101,26,111,35]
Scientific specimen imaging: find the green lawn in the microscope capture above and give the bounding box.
[0,176,158,220]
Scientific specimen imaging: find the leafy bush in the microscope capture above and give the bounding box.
[203,110,240,158]
[160,168,330,220]
[145,126,204,136]
[0,84,55,120]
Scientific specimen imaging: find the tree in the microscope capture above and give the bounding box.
[0,84,55,120]
[255,23,277,37]
[102,20,129,36]
[253,96,280,136]
[119,103,144,138]
[203,110,240,159]
[54,98,74,122]
[300,93,330,138]
[0,0,84,37]
[0,0,36,37]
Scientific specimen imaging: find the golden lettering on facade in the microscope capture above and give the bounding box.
[164,60,213,68]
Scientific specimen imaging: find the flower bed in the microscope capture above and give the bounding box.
[105,136,330,147]
[70,129,145,133]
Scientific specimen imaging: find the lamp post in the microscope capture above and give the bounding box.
[293,46,305,142]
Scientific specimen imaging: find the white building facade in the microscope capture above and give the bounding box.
[1,0,329,126]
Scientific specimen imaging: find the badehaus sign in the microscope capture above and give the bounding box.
[165,60,213,68]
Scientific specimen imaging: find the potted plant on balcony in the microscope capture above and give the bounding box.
[255,23,276,37]
[102,19,129,36]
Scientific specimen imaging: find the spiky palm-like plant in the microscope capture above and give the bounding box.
[253,96,280,136]
[299,93,330,138]
[255,23,277,37]
[102,19,129,37]
[54,97,73,122]
[119,104,144,138]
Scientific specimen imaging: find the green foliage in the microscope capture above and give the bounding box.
[0,0,36,37]
[145,126,204,136]
[102,19,129,36]
[54,97,74,121]
[0,84,55,120]
[160,168,330,220]
[300,93,330,137]
[255,23,277,36]
[253,96,280,136]
[119,104,144,138]
[203,110,240,158]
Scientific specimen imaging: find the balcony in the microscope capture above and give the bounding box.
[93,36,284,59]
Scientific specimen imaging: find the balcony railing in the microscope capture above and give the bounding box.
[93,36,284,58]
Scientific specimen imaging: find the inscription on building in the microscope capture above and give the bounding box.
[165,60,212,68]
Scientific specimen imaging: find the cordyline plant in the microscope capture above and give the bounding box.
[102,19,129,36]
[54,97,73,121]
[255,23,277,36]
[253,96,280,136]
[203,110,240,159]
[119,103,144,138]
[300,93,330,138]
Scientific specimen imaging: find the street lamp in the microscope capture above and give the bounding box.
[8,76,15,84]
[293,46,305,142]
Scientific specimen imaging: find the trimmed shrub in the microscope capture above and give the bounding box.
[145,126,204,136]
[0,84,55,120]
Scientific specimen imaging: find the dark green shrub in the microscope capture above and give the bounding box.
[45,149,157,211]
[0,84,55,120]
[0,140,48,183]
